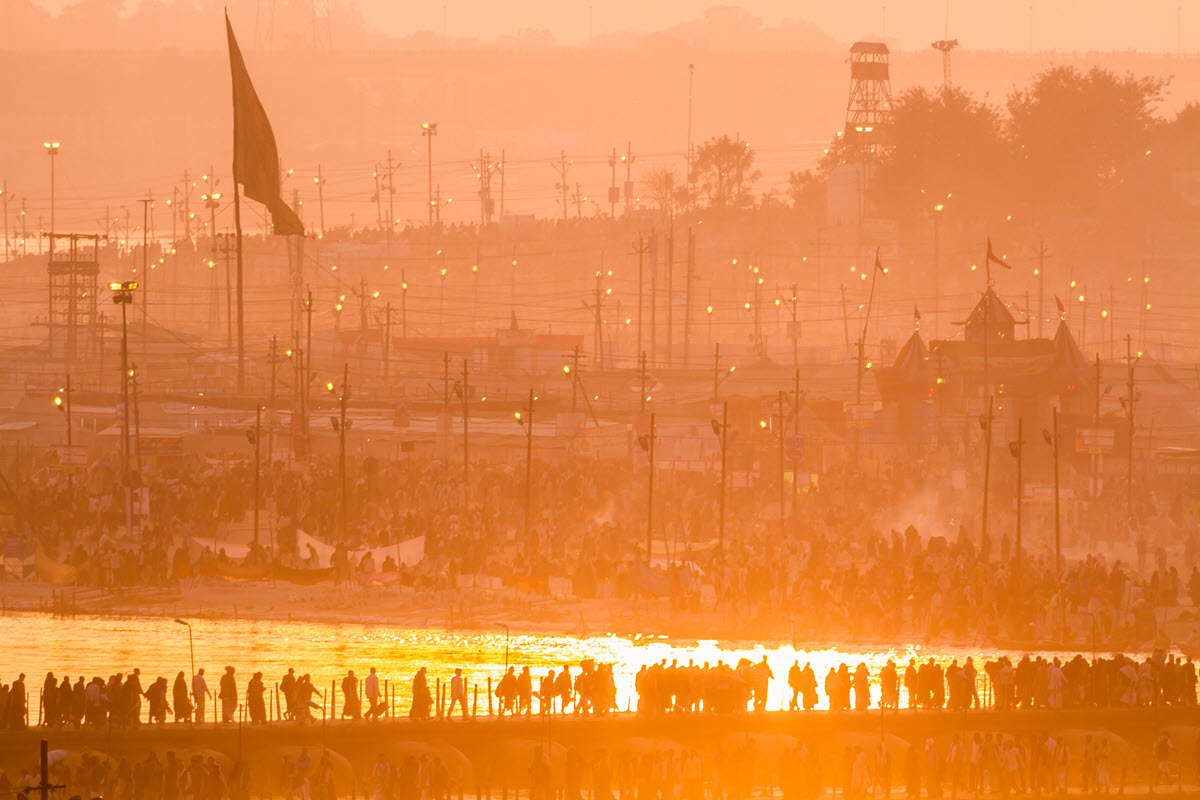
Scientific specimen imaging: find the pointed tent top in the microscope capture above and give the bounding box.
[964,287,1016,344]
[892,331,929,374]
[1052,320,1088,371]
[968,287,1016,326]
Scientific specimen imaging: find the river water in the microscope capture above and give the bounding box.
[3,612,1090,716]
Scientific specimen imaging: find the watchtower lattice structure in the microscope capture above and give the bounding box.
[47,233,102,363]
[844,42,894,158]
[932,39,958,87]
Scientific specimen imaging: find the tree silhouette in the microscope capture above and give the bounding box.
[876,85,1010,221]
[644,167,689,219]
[693,135,760,210]
[1008,66,1168,218]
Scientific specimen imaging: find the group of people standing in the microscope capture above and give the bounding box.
[12,647,1199,730]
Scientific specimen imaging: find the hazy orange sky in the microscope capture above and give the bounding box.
[24,0,1200,53]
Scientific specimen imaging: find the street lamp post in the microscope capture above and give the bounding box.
[110,281,138,539]
[55,376,73,497]
[43,142,60,234]
[712,344,735,400]
[246,406,261,546]
[201,191,223,343]
[932,203,944,340]
[328,365,350,541]
[637,413,656,562]
[514,390,534,547]
[1044,407,1063,640]
[313,168,325,238]
[173,618,195,681]
[54,375,72,448]
[712,402,729,550]
[422,123,438,230]
[1125,335,1140,517]
[1008,418,1023,589]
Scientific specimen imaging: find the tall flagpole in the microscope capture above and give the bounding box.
[854,248,883,467]
[983,241,990,396]
[983,242,992,551]
[234,186,245,394]
[855,248,884,409]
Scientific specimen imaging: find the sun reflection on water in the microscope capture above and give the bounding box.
[1,613,1093,712]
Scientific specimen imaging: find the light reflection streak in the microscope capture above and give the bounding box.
[2,613,1119,713]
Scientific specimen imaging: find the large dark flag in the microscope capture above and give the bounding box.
[226,13,303,236]
[986,237,1012,270]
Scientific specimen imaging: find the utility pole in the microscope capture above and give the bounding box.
[1010,417,1023,588]
[623,141,635,216]
[304,289,313,446]
[571,345,581,411]
[592,270,608,370]
[250,404,261,545]
[384,303,392,384]
[268,336,278,465]
[2,180,8,264]
[787,283,800,375]
[462,358,470,512]
[293,345,304,458]
[139,194,153,350]
[314,165,325,237]
[1126,334,1138,516]
[840,284,850,351]
[473,246,480,335]
[639,350,648,412]
[632,234,648,361]
[373,166,383,233]
[686,63,695,213]
[521,389,534,546]
[111,282,136,540]
[932,205,942,340]
[793,367,800,518]
[423,123,438,230]
[1049,405,1062,637]
[216,233,235,355]
[552,151,571,221]
[1092,353,1101,498]
[777,390,786,534]
[608,146,619,218]
[683,228,694,368]
[360,278,369,331]
[642,412,655,559]
[438,250,446,335]
[572,183,585,219]
[443,351,450,407]
[480,149,487,225]
[380,152,399,256]
[44,141,59,236]
[401,268,408,338]
[330,364,350,540]
[649,232,658,366]
[665,230,674,368]
[1033,239,1047,338]
[981,395,994,554]
[717,401,728,550]
[183,169,191,242]
[713,343,720,400]
[499,150,506,218]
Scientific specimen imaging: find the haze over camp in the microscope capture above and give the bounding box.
[4,1,1200,798]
